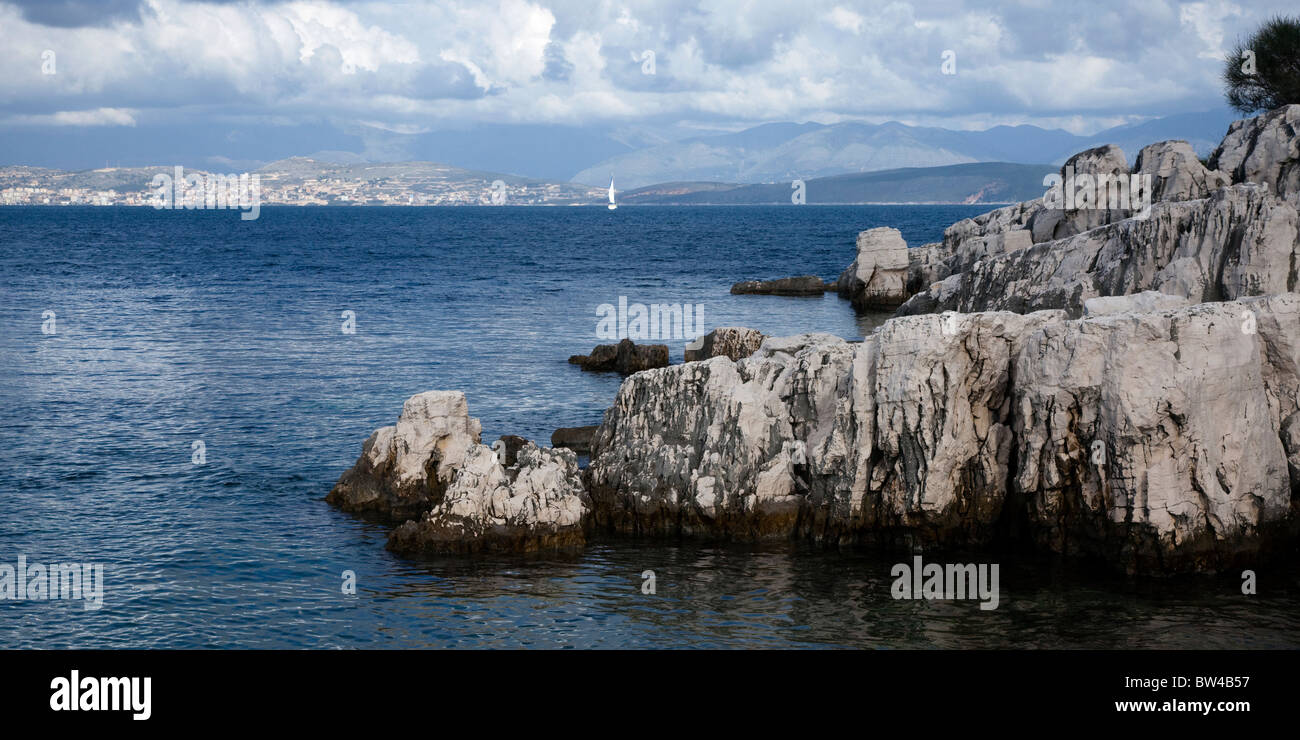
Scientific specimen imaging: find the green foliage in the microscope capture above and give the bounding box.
[1224,16,1300,113]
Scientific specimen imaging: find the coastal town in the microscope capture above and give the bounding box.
[0,159,606,207]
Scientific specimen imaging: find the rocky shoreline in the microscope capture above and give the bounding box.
[328,105,1300,574]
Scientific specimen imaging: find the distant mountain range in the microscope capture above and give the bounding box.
[0,109,1239,188]
[620,163,1056,205]
[573,109,1239,189]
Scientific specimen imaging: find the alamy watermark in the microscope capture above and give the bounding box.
[595,297,705,341]
[151,166,260,220]
[891,555,999,610]
[1042,166,1152,219]
[1,555,104,611]
[50,670,150,720]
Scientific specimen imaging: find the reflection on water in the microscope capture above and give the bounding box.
[348,539,1300,650]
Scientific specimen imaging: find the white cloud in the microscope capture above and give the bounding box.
[825,7,865,34]
[0,0,1290,137]
[5,107,138,126]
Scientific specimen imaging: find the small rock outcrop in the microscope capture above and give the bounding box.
[730,276,826,295]
[568,338,669,374]
[683,327,767,362]
[327,391,481,521]
[834,227,911,309]
[388,442,589,554]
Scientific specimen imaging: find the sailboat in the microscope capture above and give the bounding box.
[607,175,617,210]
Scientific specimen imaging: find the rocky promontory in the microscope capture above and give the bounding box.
[329,105,1300,574]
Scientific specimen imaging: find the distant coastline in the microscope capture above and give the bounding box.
[0,159,1050,208]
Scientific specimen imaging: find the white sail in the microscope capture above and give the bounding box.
[607,175,617,210]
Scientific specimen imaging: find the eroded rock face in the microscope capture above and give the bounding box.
[587,315,1063,547]
[1082,291,1190,317]
[1210,104,1300,206]
[568,338,670,374]
[1135,140,1231,203]
[388,442,589,554]
[683,327,767,362]
[585,297,1300,572]
[730,276,825,295]
[1012,295,1300,572]
[911,147,1137,290]
[327,391,482,521]
[835,227,911,309]
[897,184,1299,318]
[908,142,1237,295]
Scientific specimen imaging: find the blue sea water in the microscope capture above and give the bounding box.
[1,205,1297,649]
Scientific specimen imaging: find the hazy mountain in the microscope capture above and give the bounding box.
[574,109,1240,189]
[0,109,1240,187]
[1078,110,1240,164]
[0,119,665,181]
[619,162,1055,205]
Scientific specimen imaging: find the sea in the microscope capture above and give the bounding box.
[1,204,1297,648]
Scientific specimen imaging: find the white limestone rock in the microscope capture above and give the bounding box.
[835,227,911,309]
[327,391,482,520]
[388,442,590,554]
[1134,140,1231,203]
[1083,291,1191,317]
[587,314,1064,546]
[897,184,1299,318]
[1210,105,1300,207]
[1013,295,1300,572]
[684,327,767,362]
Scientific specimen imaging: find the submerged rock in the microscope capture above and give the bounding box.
[730,275,826,295]
[683,327,767,362]
[327,391,482,521]
[568,338,670,374]
[388,442,589,554]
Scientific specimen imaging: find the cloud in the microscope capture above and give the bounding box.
[5,107,138,126]
[0,0,1291,144]
[2,0,143,28]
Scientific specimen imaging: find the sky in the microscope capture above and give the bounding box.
[0,0,1290,171]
